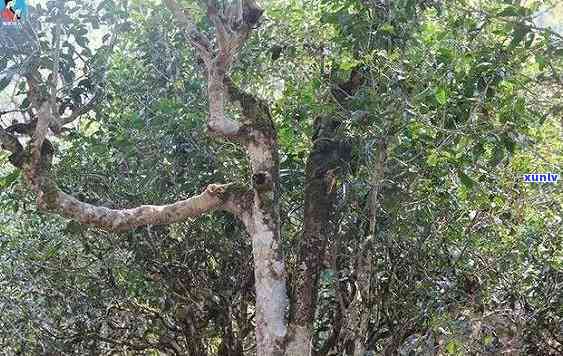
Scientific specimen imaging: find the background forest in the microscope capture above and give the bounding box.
[0,0,561,355]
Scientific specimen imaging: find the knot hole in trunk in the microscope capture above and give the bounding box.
[252,172,272,192]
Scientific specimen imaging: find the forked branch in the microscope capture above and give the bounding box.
[164,0,264,139]
[0,73,250,232]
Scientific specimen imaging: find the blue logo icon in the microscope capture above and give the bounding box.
[1,0,27,23]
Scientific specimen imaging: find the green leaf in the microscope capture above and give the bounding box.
[472,142,485,159]
[535,54,546,70]
[78,79,92,89]
[380,23,395,34]
[61,68,75,83]
[524,33,535,48]
[498,5,520,17]
[75,27,88,37]
[501,133,516,153]
[44,241,64,260]
[0,170,20,189]
[63,221,84,234]
[445,340,459,354]
[489,146,505,167]
[320,269,335,283]
[514,97,525,114]
[438,47,454,64]
[340,53,361,71]
[131,113,145,129]
[71,87,83,105]
[40,56,54,69]
[510,25,529,47]
[90,18,100,30]
[457,170,475,189]
[435,86,448,105]
[75,35,89,48]
[20,98,30,110]
[97,0,110,11]
[0,76,12,92]
[0,57,8,71]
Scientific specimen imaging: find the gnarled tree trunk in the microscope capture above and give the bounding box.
[286,70,363,356]
[0,1,293,355]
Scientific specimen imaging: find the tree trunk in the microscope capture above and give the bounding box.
[286,117,346,355]
[286,70,361,356]
[227,83,289,355]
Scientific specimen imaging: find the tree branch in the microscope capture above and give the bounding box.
[58,91,103,128]
[45,183,244,231]
[31,101,51,172]
[49,20,62,126]
[164,0,264,139]
[162,0,211,62]
[0,126,22,155]
[19,61,251,233]
[0,125,24,167]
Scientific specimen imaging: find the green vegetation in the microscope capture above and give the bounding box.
[1,0,561,354]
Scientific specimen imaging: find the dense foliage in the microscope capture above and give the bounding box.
[1,0,561,354]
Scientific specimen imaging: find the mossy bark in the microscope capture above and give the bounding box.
[286,69,363,355]
[234,84,289,356]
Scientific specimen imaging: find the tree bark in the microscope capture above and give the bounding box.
[286,70,362,355]
[0,1,327,355]
[226,80,289,355]
[285,118,345,355]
